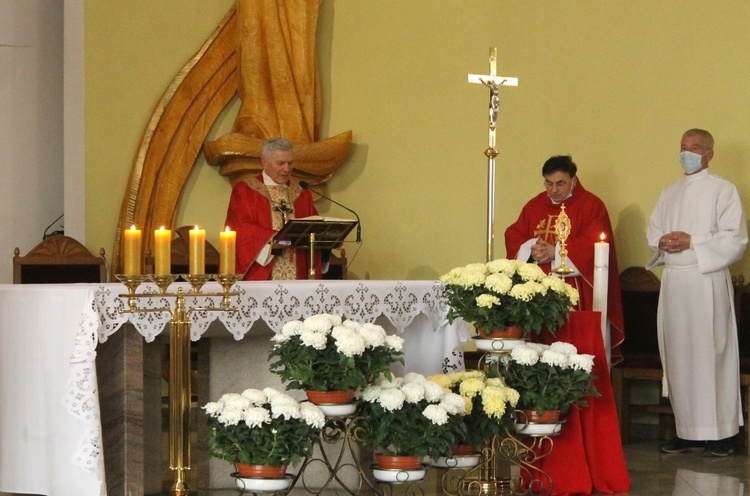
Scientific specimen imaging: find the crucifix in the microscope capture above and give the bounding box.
[468,48,518,262]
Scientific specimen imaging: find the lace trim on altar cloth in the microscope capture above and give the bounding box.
[65,280,470,479]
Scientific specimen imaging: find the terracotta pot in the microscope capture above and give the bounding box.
[518,409,561,424]
[305,390,355,405]
[236,463,288,479]
[451,444,476,456]
[476,326,523,339]
[375,454,423,470]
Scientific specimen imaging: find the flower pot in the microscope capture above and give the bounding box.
[375,454,423,470]
[305,390,357,416]
[476,326,523,339]
[451,444,476,456]
[513,409,563,436]
[517,409,561,424]
[373,455,426,482]
[236,463,287,479]
[305,390,355,404]
[426,445,481,468]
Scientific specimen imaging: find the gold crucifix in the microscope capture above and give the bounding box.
[468,48,518,261]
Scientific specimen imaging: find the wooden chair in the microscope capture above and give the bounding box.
[610,266,670,443]
[13,235,107,284]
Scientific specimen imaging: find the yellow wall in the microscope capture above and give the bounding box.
[85,1,750,281]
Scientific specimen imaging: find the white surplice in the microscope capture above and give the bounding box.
[647,169,748,441]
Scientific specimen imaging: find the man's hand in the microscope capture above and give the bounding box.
[658,231,691,253]
[531,238,555,264]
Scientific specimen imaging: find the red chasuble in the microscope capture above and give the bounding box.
[504,181,625,363]
[225,174,322,280]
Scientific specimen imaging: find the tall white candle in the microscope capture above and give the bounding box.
[592,233,610,364]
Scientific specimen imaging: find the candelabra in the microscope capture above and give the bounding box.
[117,272,240,495]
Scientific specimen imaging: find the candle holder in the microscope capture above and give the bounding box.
[551,204,574,276]
[215,274,242,308]
[115,274,149,311]
[184,273,211,293]
[117,274,238,495]
[152,274,179,294]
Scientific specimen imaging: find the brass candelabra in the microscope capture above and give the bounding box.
[116,272,240,495]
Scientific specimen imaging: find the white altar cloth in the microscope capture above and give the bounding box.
[0,280,469,496]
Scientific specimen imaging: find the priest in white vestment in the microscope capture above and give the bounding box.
[647,128,748,457]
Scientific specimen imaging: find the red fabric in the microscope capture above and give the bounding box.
[526,312,631,495]
[225,175,321,280]
[504,181,625,364]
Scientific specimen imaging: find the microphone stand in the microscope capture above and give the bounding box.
[299,181,361,244]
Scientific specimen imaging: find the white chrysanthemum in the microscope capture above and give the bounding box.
[300,329,328,350]
[565,285,580,305]
[543,275,568,293]
[271,333,291,344]
[518,262,547,282]
[440,392,467,415]
[423,380,447,402]
[270,396,301,420]
[221,393,251,412]
[401,382,426,403]
[540,349,568,368]
[342,319,361,330]
[376,375,402,388]
[423,404,449,425]
[281,320,305,336]
[569,353,595,373]
[510,346,540,366]
[263,387,282,399]
[476,293,500,308]
[486,258,518,277]
[303,314,336,332]
[242,406,271,428]
[218,408,244,426]
[241,388,267,405]
[358,323,387,348]
[485,273,513,294]
[485,377,505,388]
[439,267,464,285]
[524,342,550,353]
[335,330,366,357]
[378,388,406,411]
[549,341,578,356]
[203,401,222,416]
[299,402,326,429]
[384,334,404,351]
[403,372,427,384]
[359,384,382,402]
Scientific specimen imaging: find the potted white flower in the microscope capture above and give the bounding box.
[203,387,326,490]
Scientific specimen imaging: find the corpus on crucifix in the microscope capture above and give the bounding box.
[468,48,518,261]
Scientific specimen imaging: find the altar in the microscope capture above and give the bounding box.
[0,280,470,496]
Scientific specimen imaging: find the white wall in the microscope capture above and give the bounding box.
[0,0,65,283]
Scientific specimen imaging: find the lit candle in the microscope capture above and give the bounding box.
[592,232,610,363]
[154,226,172,276]
[189,226,206,275]
[219,226,236,275]
[123,225,142,276]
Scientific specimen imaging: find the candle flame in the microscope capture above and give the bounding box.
[130,225,137,231]
[600,232,606,241]
[159,226,165,231]
[193,225,199,230]
[225,226,231,233]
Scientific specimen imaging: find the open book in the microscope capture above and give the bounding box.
[273,216,358,250]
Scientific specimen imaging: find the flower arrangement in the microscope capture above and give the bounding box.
[499,342,599,414]
[355,373,467,459]
[268,314,405,392]
[440,259,579,336]
[428,370,520,449]
[203,387,326,467]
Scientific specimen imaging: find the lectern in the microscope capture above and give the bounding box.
[273,216,357,279]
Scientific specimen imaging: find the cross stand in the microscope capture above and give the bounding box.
[468,47,518,262]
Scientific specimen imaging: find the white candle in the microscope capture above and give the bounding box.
[189,226,206,275]
[593,233,610,363]
[219,226,236,275]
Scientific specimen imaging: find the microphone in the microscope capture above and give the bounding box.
[299,181,361,244]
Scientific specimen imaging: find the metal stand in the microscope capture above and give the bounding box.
[116,273,240,495]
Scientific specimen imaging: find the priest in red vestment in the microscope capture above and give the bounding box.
[225,137,322,280]
[504,155,625,364]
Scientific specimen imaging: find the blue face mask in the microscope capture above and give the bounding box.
[679,151,704,174]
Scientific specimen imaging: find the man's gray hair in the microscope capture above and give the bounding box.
[683,128,714,151]
[261,137,294,159]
